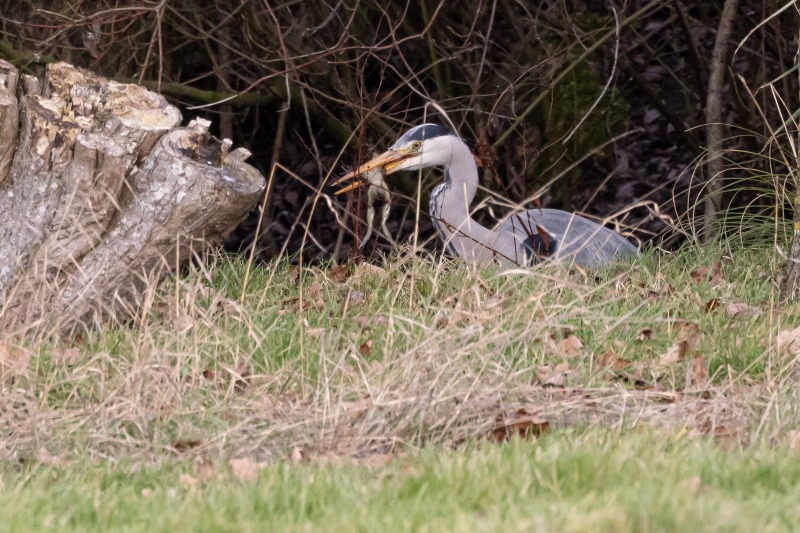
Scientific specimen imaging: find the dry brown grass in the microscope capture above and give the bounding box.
[1,245,797,467]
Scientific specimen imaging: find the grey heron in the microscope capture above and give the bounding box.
[335,124,638,268]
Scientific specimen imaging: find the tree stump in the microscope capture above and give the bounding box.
[0,61,265,335]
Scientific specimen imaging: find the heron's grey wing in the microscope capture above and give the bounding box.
[497,208,638,267]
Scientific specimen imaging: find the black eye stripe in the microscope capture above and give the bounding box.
[396,124,453,145]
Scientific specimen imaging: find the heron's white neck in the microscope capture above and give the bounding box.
[430,137,506,264]
[433,137,479,216]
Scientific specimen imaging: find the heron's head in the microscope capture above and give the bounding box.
[334,124,457,195]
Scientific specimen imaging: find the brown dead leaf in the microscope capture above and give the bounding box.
[676,322,701,356]
[689,265,709,284]
[308,282,321,299]
[359,340,373,356]
[352,262,388,282]
[171,438,202,452]
[691,354,707,386]
[704,299,720,313]
[637,328,653,342]
[598,350,631,371]
[328,263,351,284]
[229,457,268,481]
[535,362,572,387]
[492,408,549,442]
[613,362,654,390]
[710,261,723,285]
[776,326,800,357]
[690,262,723,285]
[725,302,761,319]
[556,335,583,358]
[291,447,303,464]
[658,344,681,367]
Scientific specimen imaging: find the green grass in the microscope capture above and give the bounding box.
[3,243,800,531]
[3,431,800,532]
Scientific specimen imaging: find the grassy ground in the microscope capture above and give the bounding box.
[2,243,800,530]
[3,432,800,532]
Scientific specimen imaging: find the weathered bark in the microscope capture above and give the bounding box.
[0,61,265,334]
[0,60,18,183]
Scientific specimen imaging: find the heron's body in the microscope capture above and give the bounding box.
[336,123,638,268]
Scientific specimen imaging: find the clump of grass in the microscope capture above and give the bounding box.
[1,242,799,466]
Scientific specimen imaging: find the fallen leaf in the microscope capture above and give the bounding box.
[492,408,549,442]
[659,344,681,366]
[710,261,723,286]
[691,354,707,386]
[308,282,321,298]
[231,364,251,391]
[171,438,202,452]
[704,299,720,313]
[598,350,631,370]
[676,321,701,356]
[690,262,723,285]
[612,361,653,389]
[776,326,800,357]
[352,262,388,281]
[229,457,267,481]
[291,447,303,464]
[556,335,583,358]
[689,265,709,284]
[359,340,373,356]
[535,362,572,387]
[637,328,653,341]
[328,263,351,283]
[725,302,761,318]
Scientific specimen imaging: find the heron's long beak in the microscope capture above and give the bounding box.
[333,149,411,195]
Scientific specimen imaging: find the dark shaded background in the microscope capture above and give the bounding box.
[1,1,797,262]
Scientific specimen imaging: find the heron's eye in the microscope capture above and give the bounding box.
[410,141,422,151]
